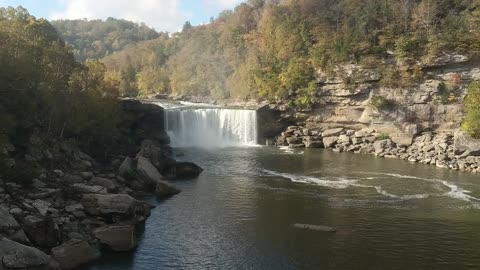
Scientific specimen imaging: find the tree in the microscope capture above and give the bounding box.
[463,81,480,138]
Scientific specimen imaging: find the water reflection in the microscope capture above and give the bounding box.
[85,147,480,270]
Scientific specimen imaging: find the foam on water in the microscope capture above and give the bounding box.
[263,169,480,206]
[374,186,430,200]
[262,169,358,189]
[362,172,480,206]
[278,146,304,155]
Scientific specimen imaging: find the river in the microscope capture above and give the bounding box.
[85,145,480,270]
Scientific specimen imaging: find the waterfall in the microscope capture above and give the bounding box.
[164,106,258,148]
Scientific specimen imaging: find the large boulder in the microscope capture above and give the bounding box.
[137,140,170,172]
[172,162,203,179]
[155,181,181,198]
[454,131,480,156]
[81,194,150,223]
[137,156,164,187]
[390,133,413,146]
[322,136,339,148]
[0,207,19,232]
[23,216,62,248]
[93,225,137,252]
[32,200,52,216]
[322,128,344,137]
[52,240,100,270]
[0,237,52,269]
[374,139,391,154]
[118,157,135,178]
[90,177,118,191]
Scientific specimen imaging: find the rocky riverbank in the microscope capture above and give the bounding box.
[0,100,202,269]
[276,126,480,174]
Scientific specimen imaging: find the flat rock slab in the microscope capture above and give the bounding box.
[293,224,336,232]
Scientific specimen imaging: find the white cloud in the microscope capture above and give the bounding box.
[203,0,243,10]
[50,0,191,32]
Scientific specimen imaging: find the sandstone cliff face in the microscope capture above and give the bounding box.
[271,55,480,144]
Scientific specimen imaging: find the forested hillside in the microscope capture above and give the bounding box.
[0,7,122,158]
[51,18,159,62]
[100,0,480,105]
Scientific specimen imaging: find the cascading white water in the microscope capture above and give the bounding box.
[165,107,258,148]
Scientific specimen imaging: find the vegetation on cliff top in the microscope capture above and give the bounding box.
[94,0,479,104]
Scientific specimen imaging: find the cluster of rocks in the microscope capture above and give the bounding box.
[276,126,480,174]
[0,138,202,269]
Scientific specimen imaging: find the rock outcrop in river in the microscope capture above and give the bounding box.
[261,55,480,174]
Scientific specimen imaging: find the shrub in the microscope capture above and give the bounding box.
[376,133,390,140]
[437,82,460,104]
[371,95,396,110]
[462,81,480,138]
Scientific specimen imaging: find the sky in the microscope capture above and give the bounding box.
[0,0,244,32]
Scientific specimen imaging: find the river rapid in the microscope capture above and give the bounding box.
[85,146,480,270]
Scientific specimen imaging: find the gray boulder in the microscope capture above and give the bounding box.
[374,139,391,154]
[454,131,480,156]
[81,194,149,223]
[90,177,118,191]
[172,162,203,179]
[323,136,339,148]
[0,207,19,232]
[137,156,164,187]
[338,135,351,144]
[286,137,302,145]
[322,128,344,137]
[118,157,135,178]
[9,229,31,245]
[155,181,181,198]
[23,216,62,248]
[32,200,52,216]
[93,225,137,252]
[0,237,52,269]
[52,240,100,270]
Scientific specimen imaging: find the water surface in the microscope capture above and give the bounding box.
[86,147,480,270]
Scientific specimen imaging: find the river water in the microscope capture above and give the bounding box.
[86,146,480,270]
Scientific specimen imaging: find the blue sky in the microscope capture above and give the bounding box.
[0,0,244,32]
